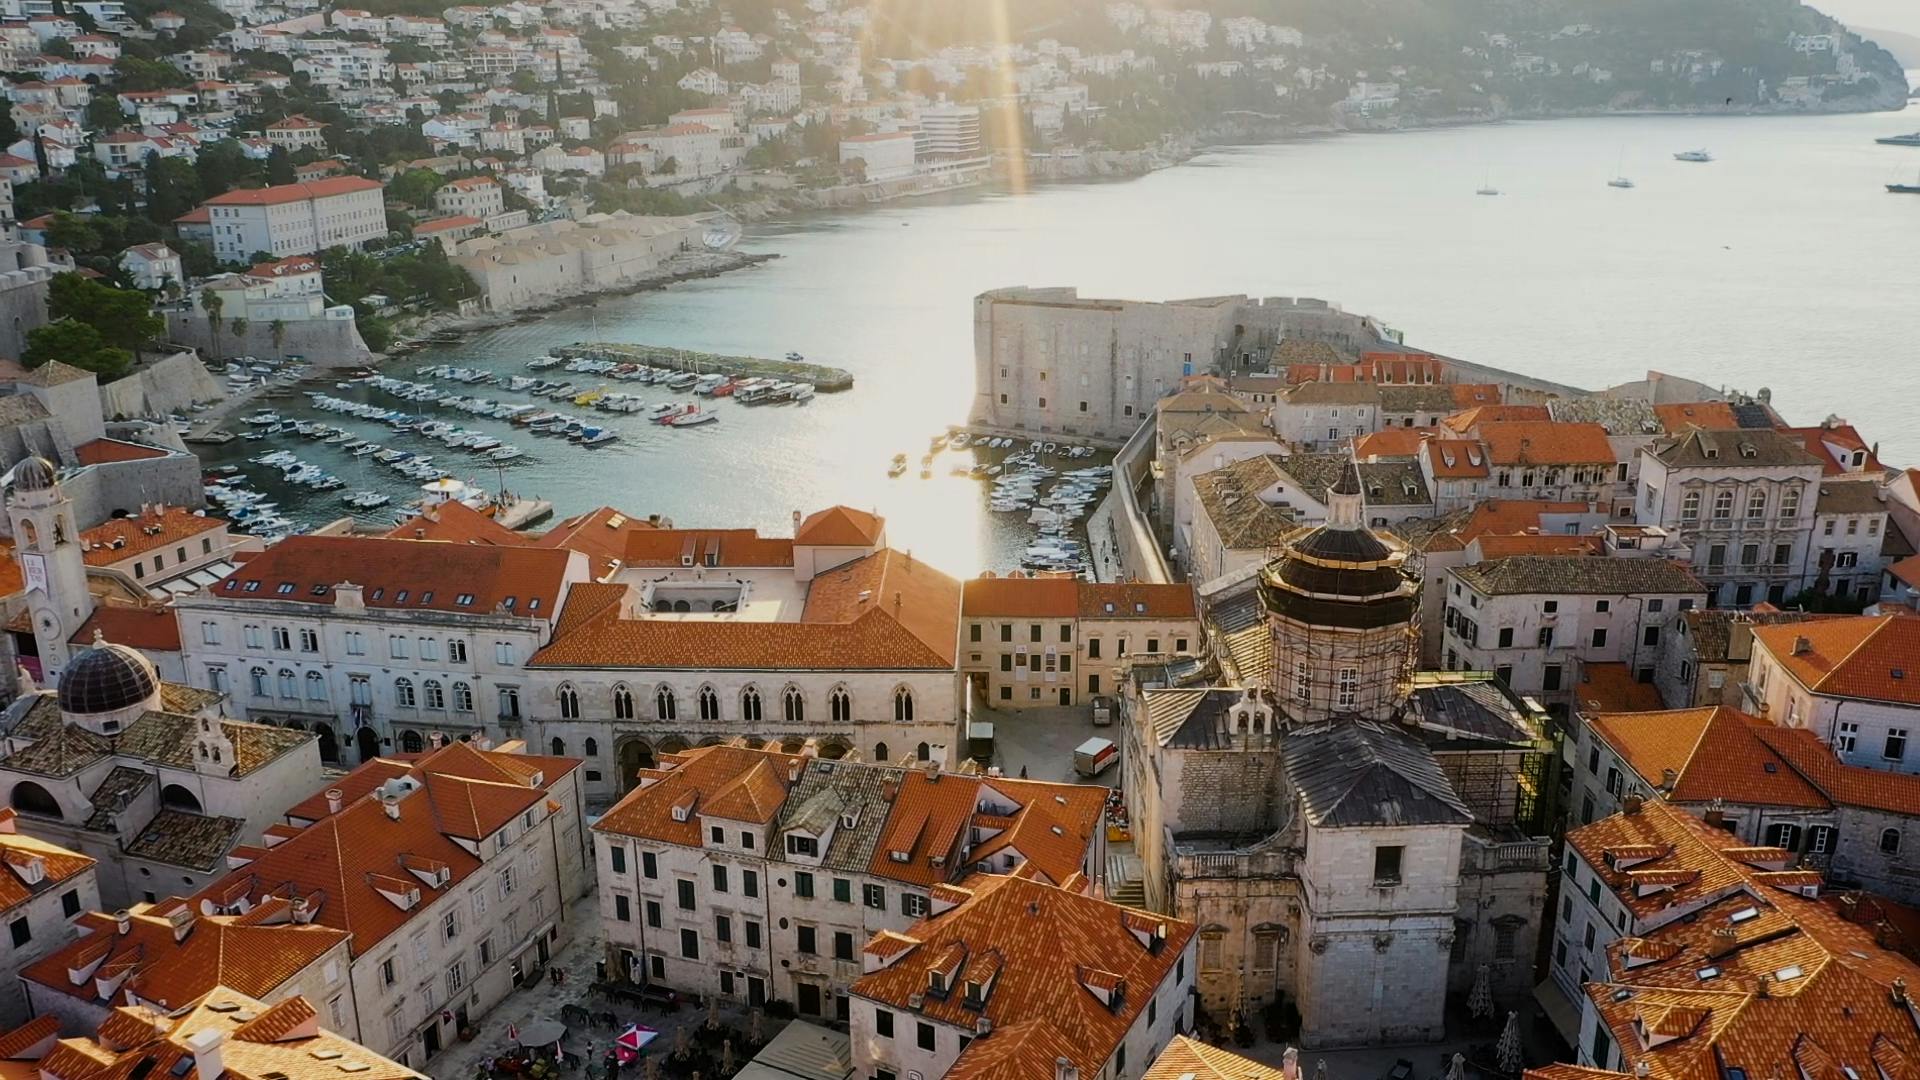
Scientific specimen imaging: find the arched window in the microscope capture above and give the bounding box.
[1781,487,1801,518]
[1884,829,1903,854]
[612,684,633,721]
[400,729,424,753]
[915,741,931,762]
[1746,489,1768,519]
[558,684,580,720]
[453,682,473,712]
[249,667,269,698]
[894,687,914,723]
[277,668,296,698]
[552,737,566,755]
[783,686,804,725]
[740,686,762,722]
[698,685,720,722]
[829,686,850,724]
[1712,490,1734,519]
[584,737,598,756]
[161,784,201,812]
[305,671,327,700]
[874,742,889,763]
[394,678,415,708]
[10,780,61,819]
[1680,492,1701,520]
[423,679,444,710]
[656,685,676,722]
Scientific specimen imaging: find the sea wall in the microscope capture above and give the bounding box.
[164,312,373,368]
[100,351,228,419]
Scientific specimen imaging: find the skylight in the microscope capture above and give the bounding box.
[1695,966,1720,981]
[1730,906,1759,923]
[1774,965,1804,981]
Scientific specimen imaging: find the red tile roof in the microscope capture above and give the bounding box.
[1443,404,1551,431]
[213,535,574,618]
[1078,582,1197,620]
[413,214,482,234]
[531,548,960,670]
[203,175,380,206]
[1353,426,1437,459]
[533,506,659,577]
[852,874,1194,1080]
[795,505,885,547]
[80,506,221,566]
[0,812,94,914]
[74,605,182,651]
[1589,706,1830,809]
[383,499,528,547]
[960,575,1078,618]
[1780,424,1883,477]
[1473,420,1616,465]
[1654,402,1742,433]
[73,437,169,465]
[1751,615,1920,706]
[1470,533,1602,558]
[594,745,803,847]
[619,527,793,568]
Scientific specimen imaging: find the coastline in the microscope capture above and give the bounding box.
[372,94,1912,365]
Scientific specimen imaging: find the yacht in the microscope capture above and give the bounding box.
[1607,177,1635,189]
[1875,132,1920,147]
[1673,150,1712,163]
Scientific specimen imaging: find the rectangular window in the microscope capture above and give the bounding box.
[745,920,761,949]
[1591,628,1608,649]
[677,880,696,910]
[680,928,699,959]
[834,931,853,961]
[917,1023,936,1052]
[715,914,731,943]
[614,895,631,922]
[743,869,758,898]
[794,871,814,898]
[712,865,728,893]
[610,847,626,874]
[875,1009,894,1038]
[1373,845,1404,885]
[797,925,816,954]
[642,851,657,878]
[1888,729,1909,761]
[833,877,851,903]
[645,901,661,928]
[863,883,886,910]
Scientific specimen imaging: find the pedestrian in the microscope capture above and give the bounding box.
[1019,765,1028,778]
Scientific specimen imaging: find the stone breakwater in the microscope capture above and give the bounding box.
[554,342,855,392]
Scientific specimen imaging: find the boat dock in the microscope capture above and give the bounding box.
[555,343,854,393]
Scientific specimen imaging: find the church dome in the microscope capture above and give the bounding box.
[11,456,56,492]
[1259,463,1418,630]
[57,634,158,717]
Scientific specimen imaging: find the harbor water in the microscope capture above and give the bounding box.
[204,104,1920,577]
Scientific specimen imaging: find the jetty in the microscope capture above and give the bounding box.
[554,342,854,392]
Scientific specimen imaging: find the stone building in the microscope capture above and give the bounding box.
[1743,614,1920,774]
[591,744,1106,1024]
[450,212,703,313]
[0,634,318,909]
[958,575,1199,706]
[1120,474,1551,1048]
[970,288,1399,441]
[1633,427,1826,608]
[0,807,97,1026]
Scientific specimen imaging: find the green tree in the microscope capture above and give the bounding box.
[49,273,164,350]
[45,212,100,253]
[230,317,247,341]
[142,154,200,225]
[266,146,296,185]
[269,318,286,353]
[202,288,223,359]
[113,57,189,91]
[385,167,444,209]
[193,138,260,198]
[23,320,132,378]
[85,94,122,132]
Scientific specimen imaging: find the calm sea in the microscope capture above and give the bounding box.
[213,103,1920,576]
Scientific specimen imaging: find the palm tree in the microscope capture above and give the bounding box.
[231,317,248,344]
[269,318,286,356]
[202,289,223,360]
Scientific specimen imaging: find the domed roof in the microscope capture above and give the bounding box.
[11,456,56,492]
[57,633,158,716]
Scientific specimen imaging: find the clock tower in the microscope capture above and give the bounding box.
[7,456,91,683]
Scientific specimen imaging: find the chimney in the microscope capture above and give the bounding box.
[1635,1064,1651,1079]
[114,909,130,936]
[1755,973,1771,998]
[167,906,194,942]
[325,788,343,814]
[292,895,312,923]
[1660,768,1677,790]
[1055,1058,1078,1080]
[1895,977,1910,1005]
[1792,636,1812,656]
[1704,807,1725,829]
[381,791,400,820]
[787,759,801,783]
[894,591,902,617]
[1622,794,1644,815]
[791,509,801,533]
[184,1028,225,1080]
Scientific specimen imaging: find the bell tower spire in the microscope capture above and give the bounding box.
[7,457,91,682]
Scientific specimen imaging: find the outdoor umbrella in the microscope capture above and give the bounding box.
[1496,1011,1523,1074]
[518,1018,568,1051]
[1469,964,1494,1021]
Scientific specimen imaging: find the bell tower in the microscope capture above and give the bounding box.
[7,457,91,682]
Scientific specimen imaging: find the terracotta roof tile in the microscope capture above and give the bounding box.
[594,745,802,846]
[213,535,574,618]
[73,605,182,651]
[1145,1036,1288,1080]
[1589,706,1830,809]
[202,175,380,206]
[383,499,530,547]
[0,817,94,914]
[19,906,346,1009]
[1472,421,1616,466]
[1077,583,1197,620]
[618,527,793,568]
[1751,615,1920,706]
[960,575,1078,618]
[73,438,170,465]
[79,507,220,566]
[1654,402,1742,433]
[851,874,1194,1080]
[533,506,659,576]
[794,506,885,547]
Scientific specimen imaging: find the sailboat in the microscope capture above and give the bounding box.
[1608,176,1635,189]
[1475,171,1500,196]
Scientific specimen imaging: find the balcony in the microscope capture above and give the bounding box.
[1462,834,1551,875]
[1169,830,1295,881]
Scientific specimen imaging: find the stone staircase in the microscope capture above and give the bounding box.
[1105,852,1146,908]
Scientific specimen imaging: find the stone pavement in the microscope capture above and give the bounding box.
[428,891,782,1079]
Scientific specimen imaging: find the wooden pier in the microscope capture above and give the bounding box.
[555,342,855,393]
